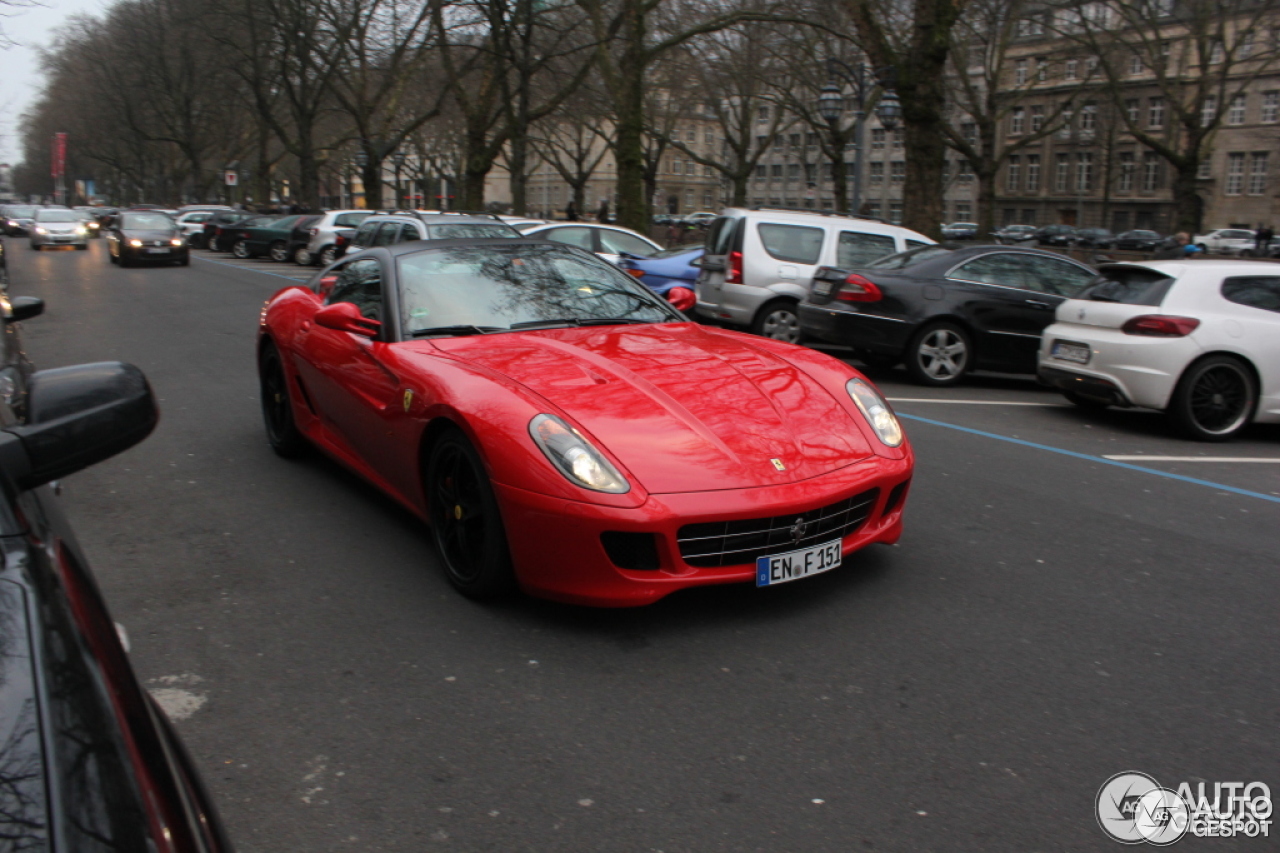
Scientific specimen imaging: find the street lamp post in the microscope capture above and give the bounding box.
[816,60,901,216]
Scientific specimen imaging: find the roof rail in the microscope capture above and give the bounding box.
[747,206,885,223]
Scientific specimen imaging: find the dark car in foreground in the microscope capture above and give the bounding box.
[107,211,190,266]
[798,244,1097,385]
[0,360,234,852]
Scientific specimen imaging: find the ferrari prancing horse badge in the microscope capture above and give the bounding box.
[403,389,414,412]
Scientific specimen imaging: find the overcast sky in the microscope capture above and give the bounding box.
[0,0,110,164]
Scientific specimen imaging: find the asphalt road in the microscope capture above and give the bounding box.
[7,240,1278,852]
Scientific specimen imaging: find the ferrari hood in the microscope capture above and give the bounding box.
[431,324,874,494]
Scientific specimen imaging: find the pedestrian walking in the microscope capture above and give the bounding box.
[596,200,609,223]
[1255,224,1273,254]
[565,200,578,221]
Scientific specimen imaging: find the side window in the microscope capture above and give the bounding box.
[396,223,425,244]
[836,231,897,267]
[1021,255,1096,296]
[905,239,929,251]
[706,217,739,256]
[757,224,823,264]
[334,213,368,228]
[1222,276,1280,313]
[949,253,1033,289]
[540,227,595,251]
[373,223,402,247]
[352,221,378,246]
[326,258,384,323]
[598,229,656,256]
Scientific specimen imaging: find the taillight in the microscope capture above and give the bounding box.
[725,250,744,284]
[666,286,695,311]
[834,273,883,302]
[1121,315,1200,337]
[309,228,319,236]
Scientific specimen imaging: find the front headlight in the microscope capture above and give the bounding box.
[171,238,183,246]
[529,414,630,493]
[845,377,903,447]
[34,227,47,235]
[74,227,87,235]
[129,238,143,248]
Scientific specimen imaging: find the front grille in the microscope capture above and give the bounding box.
[677,488,879,568]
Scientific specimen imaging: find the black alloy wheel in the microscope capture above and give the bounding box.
[232,239,251,259]
[1168,355,1257,441]
[258,344,308,458]
[752,299,803,343]
[269,241,289,262]
[905,321,972,387]
[426,430,516,598]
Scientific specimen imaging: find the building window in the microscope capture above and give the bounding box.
[787,163,800,179]
[890,161,905,183]
[1065,59,1079,80]
[705,131,715,145]
[686,129,697,142]
[1010,107,1025,135]
[1148,97,1165,128]
[955,203,972,220]
[1197,160,1213,179]
[1125,99,1140,124]
[892,129,904,149]
[789,133,801,148]
[1030,105,1045,132]
[1080,103,1097,133]
[1209,41,1224,64]
[758,106,769,122]
[1015,59,1028,85]
[869,162,884,184]
[1262,92,1280,123]
[1225,152,1245,194]
[1227,95,1246,125]
[1055,154,1070,192]
[962,123,977,145]
[889,202,902,224]
[1119,152,1135,192]
[1026,155,1041,192]
[1076,152,1094,192]
[1017,18,1044,37]
[1007,155,1021,191]
[1142,153,1163,192]
[754,164,766,182]
[673,160,683,175]
[1201,96,1218,127]
[805,133,817,147]
[871,128,885,150]
[1129,53,1144,75]
[1240,31,1255,59]
[1036,57,1048,81]
[957,160,974,182]
[771,164,783,178]
[1248,153,1268,195]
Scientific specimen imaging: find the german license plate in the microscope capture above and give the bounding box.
[1052,340,1091,364]
[146,247,171,254]
[811,279,834,297]
[756,538,842,587]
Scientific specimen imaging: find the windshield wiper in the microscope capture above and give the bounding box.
[410,324,504,338]
[509,317,654,330]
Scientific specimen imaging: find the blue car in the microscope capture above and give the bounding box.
[617,243,704,310]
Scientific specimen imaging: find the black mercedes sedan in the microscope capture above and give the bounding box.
[1112,229,1164,251]
[106,210,190,266]
[798,244,1097,386]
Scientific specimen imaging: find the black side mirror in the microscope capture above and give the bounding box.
[8,296,43,322]
[0,362,157,492]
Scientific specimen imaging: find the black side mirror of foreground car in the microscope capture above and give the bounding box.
[8,295,44,321]
[0,361,157,493]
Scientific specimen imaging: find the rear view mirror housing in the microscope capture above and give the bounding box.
[314,302,381,337]
[0,362,158,493]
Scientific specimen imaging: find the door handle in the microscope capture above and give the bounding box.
[1024,300,1052,309]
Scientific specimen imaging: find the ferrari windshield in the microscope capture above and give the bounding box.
[397,243,680,336]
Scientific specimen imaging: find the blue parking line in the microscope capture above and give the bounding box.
[898,413,1280,505]
[193,255,309,282]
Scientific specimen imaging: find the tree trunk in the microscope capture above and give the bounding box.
[509,132,529,215]
[613,2,647,231]
[1171,163,1203,234]
[976,164,997,235]
[899,73,949,239]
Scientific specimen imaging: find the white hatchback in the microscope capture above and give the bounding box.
[1038,260,1280,440]
[1193,229,1256,256]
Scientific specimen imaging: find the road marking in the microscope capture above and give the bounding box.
[888,398,1065,406]
[1104,455,1280,463]
[898,413,1280,504]
[194,255,311,281]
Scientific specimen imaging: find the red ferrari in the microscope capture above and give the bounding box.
[257,239,913,607]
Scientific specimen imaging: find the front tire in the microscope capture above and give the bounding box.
[751,299,802,343]
[294,246,313,265]
[259,344,308,458]
[426,430,516,598]
[905,321,972,387]
[1168,355,1257,441]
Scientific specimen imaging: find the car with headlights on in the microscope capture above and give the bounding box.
[106,211,189,266]
[798,244,1096,385]
[1038,260,1280,440]
[30,208,90,250]
[259,239,912,606]
[2,204,40,236]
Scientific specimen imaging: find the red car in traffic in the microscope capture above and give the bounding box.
[257,239,912,606]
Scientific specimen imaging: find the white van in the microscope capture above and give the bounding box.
[696,208,934,342]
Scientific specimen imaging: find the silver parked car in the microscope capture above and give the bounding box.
[30,208,90,250]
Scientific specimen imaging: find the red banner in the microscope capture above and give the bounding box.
[51,132,67,179]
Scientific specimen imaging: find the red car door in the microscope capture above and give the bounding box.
[292,257,420,502]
